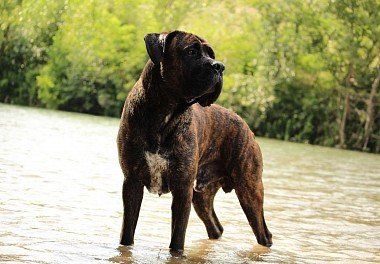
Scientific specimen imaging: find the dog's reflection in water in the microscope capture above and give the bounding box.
[109,241,270,263]
[235,244,271,262]
[108,246,134,264]
[109,245,185,263]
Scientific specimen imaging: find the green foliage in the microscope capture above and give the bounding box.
[37,1,139,115]
[0,0,66,105]
[0,0,379,152]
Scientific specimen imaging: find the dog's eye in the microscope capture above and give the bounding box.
[187,49,198,56]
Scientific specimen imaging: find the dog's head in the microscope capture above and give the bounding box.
[144,31,224,107]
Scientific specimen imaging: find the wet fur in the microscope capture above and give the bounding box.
[117,31,272,253]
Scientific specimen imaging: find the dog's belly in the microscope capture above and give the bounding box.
[145,151,169,195]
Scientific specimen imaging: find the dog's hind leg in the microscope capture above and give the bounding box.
[234,176,272,247]
[231,138,272,247]
[192,183,223,239]
[120,178,144,246]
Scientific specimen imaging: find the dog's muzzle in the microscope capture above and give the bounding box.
[184,60,224,105]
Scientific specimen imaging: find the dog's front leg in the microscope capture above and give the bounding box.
[120,177,144,246]
[169,184,193,254]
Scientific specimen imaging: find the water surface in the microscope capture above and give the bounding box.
[0,104,379,263]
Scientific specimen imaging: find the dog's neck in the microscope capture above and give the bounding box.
[127,60,192,148]
[142,61,180,111]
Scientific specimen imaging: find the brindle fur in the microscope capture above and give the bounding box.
[117,30,272,253]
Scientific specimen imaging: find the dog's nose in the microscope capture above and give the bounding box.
[211,61,225,73]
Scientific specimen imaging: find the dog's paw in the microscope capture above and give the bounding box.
[169,248,186,257]
[257,232,273,248]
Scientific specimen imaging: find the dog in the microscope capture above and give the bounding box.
[117,30,272,254]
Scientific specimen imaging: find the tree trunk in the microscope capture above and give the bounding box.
[362,67,380,150]
[338,92,350,148]
[338,62,355,149]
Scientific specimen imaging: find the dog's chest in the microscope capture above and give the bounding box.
[144,151,169,195]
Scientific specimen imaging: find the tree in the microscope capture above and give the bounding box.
[37,1,144,116]
[0,0,66,105]
[326,0,380,151]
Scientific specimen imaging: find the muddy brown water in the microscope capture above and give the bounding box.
[1,104,379,263]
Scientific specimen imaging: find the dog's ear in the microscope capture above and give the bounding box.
[197,80,223,107]
[144,31,180,65]
[144,33,166,65]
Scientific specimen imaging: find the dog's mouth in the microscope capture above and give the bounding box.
[185,93,208,105]
[185,97,197,104]
[184,80,219,105]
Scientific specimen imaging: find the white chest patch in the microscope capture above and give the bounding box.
[145,151,168,194]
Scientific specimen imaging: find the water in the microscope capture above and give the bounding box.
[0,103,379,264]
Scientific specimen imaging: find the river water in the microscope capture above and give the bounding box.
[0,103,379,264]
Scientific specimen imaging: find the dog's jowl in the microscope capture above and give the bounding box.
[117,30,272,253]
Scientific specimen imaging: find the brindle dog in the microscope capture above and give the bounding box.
[117,30,272,254]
